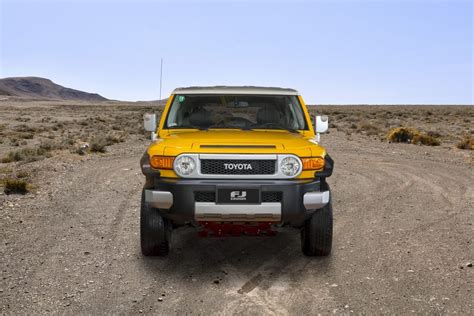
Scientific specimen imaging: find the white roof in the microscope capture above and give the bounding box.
[172,86,299,95]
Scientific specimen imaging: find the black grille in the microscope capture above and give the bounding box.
[200,159,276,175]
[261,192,283,202]
[195,191,216,202]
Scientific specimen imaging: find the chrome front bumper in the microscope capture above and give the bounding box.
[195,202,281,222]
[303,191,330,209]
[145,190,173,209]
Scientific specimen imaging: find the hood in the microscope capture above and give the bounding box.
[147,130,325,157]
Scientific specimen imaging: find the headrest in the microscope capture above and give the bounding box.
[257,107,280,125]
[189,108,213,127]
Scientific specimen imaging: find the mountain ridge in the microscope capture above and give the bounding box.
[0,77,108,101]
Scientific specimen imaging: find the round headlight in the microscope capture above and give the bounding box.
[280,156,301,177]
[174,155,196,176]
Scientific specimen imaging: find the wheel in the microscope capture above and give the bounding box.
[301,185,333,256]
[140,189,171,256]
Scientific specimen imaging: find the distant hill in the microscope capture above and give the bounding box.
[0,77,108,101]
[147,98,168,105]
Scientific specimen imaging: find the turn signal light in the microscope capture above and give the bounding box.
[302,157,325,170]
[150,155,175,169]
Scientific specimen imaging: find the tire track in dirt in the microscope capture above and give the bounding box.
[56,156,139,239]
[0,151,146,314]
[325,143,473,314]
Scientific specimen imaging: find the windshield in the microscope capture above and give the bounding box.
[165,94,308,131]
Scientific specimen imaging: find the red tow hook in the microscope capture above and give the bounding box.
[198,222,277,237]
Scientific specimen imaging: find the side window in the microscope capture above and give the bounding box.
[167,96,188,127]
[289,96,307,130]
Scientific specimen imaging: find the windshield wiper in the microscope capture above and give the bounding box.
[176,125,208,131]
[276,127,299,134]
[252,124,299,133]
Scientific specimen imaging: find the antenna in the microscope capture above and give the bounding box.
[159,58,163,101]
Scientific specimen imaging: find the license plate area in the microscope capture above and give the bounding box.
[217,188,260,204]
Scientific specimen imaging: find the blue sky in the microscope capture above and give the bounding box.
[1,0,472,104]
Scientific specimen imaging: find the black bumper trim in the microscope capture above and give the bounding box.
[140,152,161,176]
[150,178,323,227]
[315,154,334,178]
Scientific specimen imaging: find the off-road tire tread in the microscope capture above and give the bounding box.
[301,183,333,256]
[140,190,171,256]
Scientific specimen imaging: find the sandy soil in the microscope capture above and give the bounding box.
[0,100,473,314]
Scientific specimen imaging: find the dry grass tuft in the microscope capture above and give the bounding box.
[387,127,419,143]
[19,132,34,139]
[14,124,36,133]
[2,178,30,195]
[358,121,382,136]
[412,134,440,146]
[1,147,52,163]
[387,127,440,146]
[89,133,126,153]
[16,170,30,178]
[455,136,473,150]
[89,137,108,153]
[106,133,126,145]
[0,166,12,174]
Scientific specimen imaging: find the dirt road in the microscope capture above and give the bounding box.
[1,130,473,314]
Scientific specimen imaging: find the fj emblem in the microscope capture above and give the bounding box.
[230,191,247,201]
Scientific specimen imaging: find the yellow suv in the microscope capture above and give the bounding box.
[140,86,334,256]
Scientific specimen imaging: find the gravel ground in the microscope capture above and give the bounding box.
[1,118,473,314]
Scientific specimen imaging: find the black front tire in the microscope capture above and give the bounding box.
[140,190,171,256]
[301,187,333,256]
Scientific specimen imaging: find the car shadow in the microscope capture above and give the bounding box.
[139,227,333,291]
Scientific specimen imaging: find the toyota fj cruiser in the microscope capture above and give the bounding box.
[140,86,334,256]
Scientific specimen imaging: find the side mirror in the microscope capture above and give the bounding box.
[143,113,157,140]
[144,113,156,131]
[315,115,329,133]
